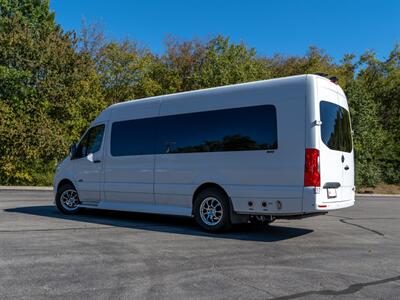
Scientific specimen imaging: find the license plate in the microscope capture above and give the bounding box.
[327,188,337,198]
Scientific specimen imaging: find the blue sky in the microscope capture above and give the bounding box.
[51,0,399,61]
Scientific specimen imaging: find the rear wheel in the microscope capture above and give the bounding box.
[194,188,231,232]
[56,183,82,214]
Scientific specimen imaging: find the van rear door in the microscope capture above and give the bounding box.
[318,81,354,206]
[337,93,355,202]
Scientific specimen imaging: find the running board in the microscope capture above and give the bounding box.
[79,201,192,217]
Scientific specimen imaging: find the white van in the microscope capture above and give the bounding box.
[54,74,355,231]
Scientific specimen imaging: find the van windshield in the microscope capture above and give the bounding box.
[320,101,352,153]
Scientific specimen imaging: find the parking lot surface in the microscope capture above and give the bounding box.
[0,190,399,299]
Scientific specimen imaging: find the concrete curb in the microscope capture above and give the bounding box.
[356,193,400,197]
[0,186,399,197]
[0,186,53,191]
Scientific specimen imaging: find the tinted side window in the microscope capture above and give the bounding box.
[320,101,352,153]
[157,105,278,154]
[74,124,105,159]
[111,118,156,156]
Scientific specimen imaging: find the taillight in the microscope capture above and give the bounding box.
[304,148,320,187]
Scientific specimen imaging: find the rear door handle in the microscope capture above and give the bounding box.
[344,165,349,170]
[323,182,341,188]
[93,160,101,163]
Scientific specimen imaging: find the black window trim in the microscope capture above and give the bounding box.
[110,104,278,157]
[72,123,106,160]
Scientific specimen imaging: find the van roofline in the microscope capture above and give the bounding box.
[94,74,343,123]
[110,74,309,107]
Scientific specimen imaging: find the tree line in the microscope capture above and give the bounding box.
[0,0,399,187]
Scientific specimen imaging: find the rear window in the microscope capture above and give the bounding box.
[320,101,352,153]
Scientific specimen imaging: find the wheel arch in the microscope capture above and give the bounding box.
[192,182,230,213]
[57,178,75,192]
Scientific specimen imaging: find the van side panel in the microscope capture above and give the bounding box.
[55,74,355,220]
[155,77,307,215]
[102,100,161,206]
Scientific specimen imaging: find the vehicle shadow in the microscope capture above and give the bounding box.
[5,205,313,242]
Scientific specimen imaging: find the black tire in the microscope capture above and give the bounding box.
[55,183,83,215]
[194,188,232,232]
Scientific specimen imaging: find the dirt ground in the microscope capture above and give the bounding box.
[357,183,400,194]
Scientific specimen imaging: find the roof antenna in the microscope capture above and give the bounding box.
[329,76,339,84]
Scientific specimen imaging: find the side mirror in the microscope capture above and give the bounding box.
[69,143,77,158]
[87,152,94,162]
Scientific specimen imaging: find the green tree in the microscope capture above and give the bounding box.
[345,80,385,186]
[79,22,161,102]
[355,47,400,184]
[264,47,356,89]
[0,3,399,188]
[0,0,105,185]
[196,35,270,87]
[147,35,270,94]
[94,41,155,103]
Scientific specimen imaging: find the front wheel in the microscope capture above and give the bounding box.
[55,183,83,215]
[194,188,231,232]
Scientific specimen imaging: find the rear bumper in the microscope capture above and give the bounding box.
[303,186,355,213]
[315,199,355,211]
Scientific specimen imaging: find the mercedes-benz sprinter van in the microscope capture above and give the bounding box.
[54,74,355,231]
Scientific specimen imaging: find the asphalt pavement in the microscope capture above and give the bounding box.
[0,190,399,299]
